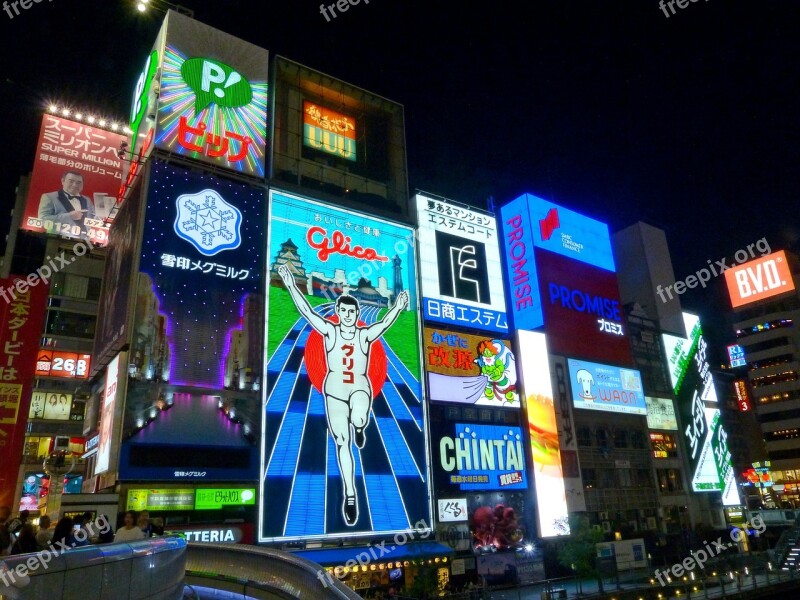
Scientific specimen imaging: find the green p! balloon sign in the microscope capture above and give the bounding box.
[180,58,252,113]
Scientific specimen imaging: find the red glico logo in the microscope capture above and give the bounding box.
[307,226,389,263]
[539,208,560,241]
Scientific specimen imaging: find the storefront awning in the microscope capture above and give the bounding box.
[293,541,454,567]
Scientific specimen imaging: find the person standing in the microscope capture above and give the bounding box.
[35,515,53,551]
[114,511,145,543]
[10,525,37,555]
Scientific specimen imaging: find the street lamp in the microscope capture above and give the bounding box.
[134,0,194,17]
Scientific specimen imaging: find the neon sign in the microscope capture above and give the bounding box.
[303,101,356,161]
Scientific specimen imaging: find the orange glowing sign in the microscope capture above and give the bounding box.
[725,251,795,308]
[303,101,357,161]
[734,380,752,412]
[35,350,91,379]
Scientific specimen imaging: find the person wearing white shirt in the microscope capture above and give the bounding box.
[114,511,145,543]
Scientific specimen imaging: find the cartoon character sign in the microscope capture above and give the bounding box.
[474,340,518,403]
[425,329,520,408]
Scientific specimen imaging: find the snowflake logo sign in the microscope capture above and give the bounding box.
[174,189,242,256]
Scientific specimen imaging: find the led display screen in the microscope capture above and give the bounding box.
[424,327,519,408]
[21,114,126,245]
[724,251,795,309]
[567,359,646,416]
[303,101,357,161]
[516,331,570,537]
[28,392,73,421]
[727,344,746,368]
[432,421,527,492]
[261,190,430,541]
[117,161,264,481]
[498,195,543,331]
[154,11,269,176]
[127,488,195,511]
[537,250,632,365]
[645,396,679,430]
[663,313,739,505]
[35,350,91,379]
[95,353,122,476]
[195,488,256,510]
[416,195,508,333]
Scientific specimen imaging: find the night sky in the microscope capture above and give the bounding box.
[1,0,797,355]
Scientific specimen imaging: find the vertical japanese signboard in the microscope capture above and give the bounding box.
[663,313,739,505]
[261,190,430,541]
[0,277,49,506]
[416,195,508,333]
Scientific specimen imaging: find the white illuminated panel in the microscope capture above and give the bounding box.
[416,194,508,333]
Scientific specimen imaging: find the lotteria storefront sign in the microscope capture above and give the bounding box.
[167,526,244,544]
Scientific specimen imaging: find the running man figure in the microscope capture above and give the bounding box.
[278,264,409,526]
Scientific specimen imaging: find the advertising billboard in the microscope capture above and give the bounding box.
[537,250,632,364]
[127,488,195,511]
[28,392,73,421]
[35,350,91,379]
[21,114,126,245]
[433,421,527,491]
[261,190,430,541]
[303,101,357,161]
[663,313,739,504]
[548,355,586,513]
[502,193,616,272]
[645,396,679,430]
[416,195,508,333]
[498,195,543,331]
[516,331,571,537]
[437,498,468,523]
[154,11,269,176]
[117,161,265,481]
[0,277,49,507]
[567,359,647,416]
[725,251,795,309]
[727,344,746,368]
[195,488,256,510]
[424,327,519,408]
[92,177,145,375]
[95,352,122,476]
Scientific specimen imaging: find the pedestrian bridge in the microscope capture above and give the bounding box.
[0,537,361,599]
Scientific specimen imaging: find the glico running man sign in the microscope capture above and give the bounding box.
[261,190,431,542]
